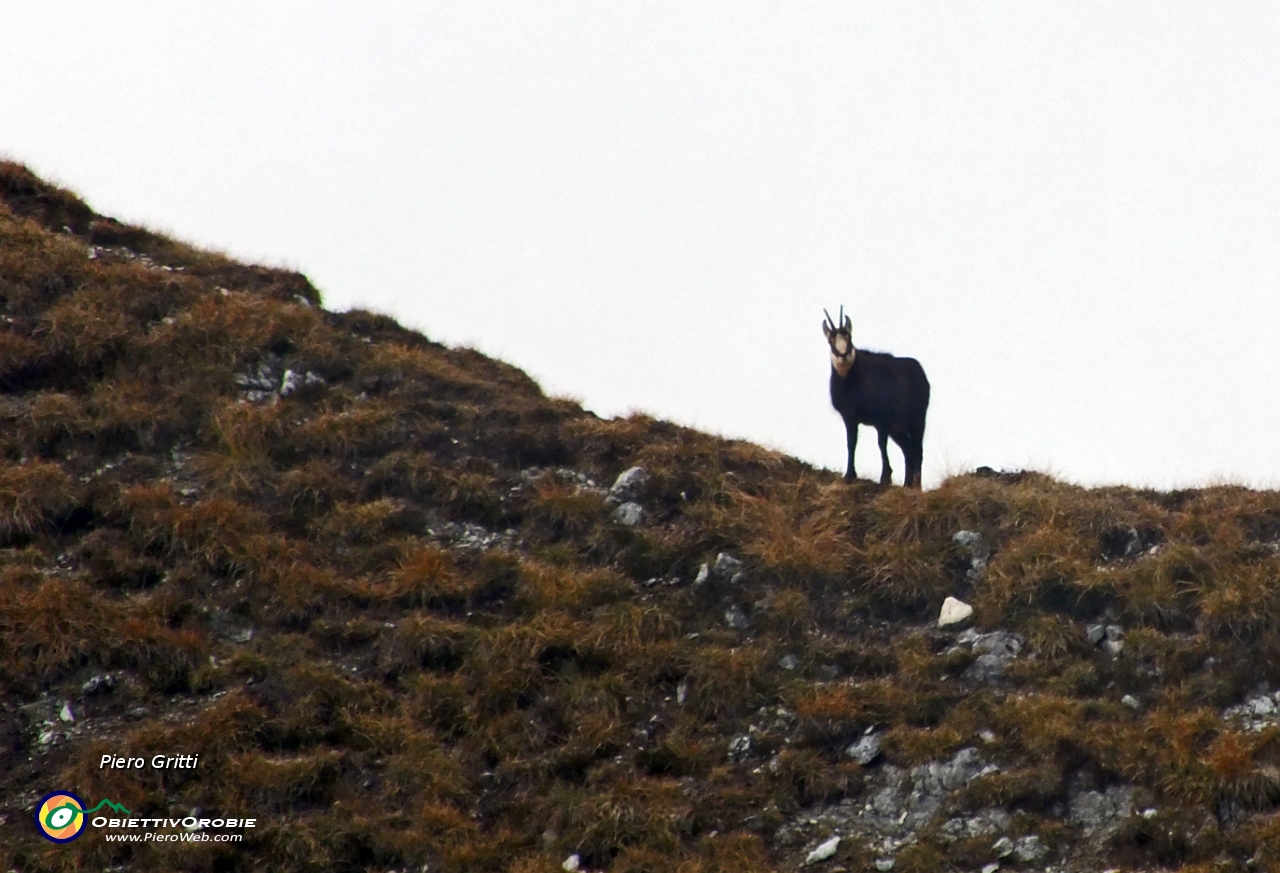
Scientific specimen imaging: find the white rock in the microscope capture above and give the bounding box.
[805,836,840,865]
[938,596,974,628]
[693,564,710,586]
[874,859,895,872]
[982,864,1000,873]
[562,854,581,872]
[59,702,74,723]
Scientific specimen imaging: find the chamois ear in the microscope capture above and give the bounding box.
[822,319,834,339]
[842,313,851,332]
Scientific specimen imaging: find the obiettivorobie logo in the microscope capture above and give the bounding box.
[36,791,130,843]
[35,789,255,843]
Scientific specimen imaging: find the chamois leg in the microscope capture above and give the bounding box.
[877,428,893,486]
[904,432,924,489]
[843,419,858,482]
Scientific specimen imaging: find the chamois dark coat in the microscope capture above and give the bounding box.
[824,310,930,488]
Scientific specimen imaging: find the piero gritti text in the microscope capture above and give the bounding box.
[101,754,200,770]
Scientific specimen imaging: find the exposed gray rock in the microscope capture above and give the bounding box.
[779,654,800,671]
[693,563,710,586]
[608,466,648,503]
[951,629,1024,683]
[1101,639,1125,657]
[81,673,116,696]
[612,502,644,526]
[1122,694,1141,710]
[235,360,280,402]
[279,369,325,397]
[1068,783,1135,836]
[1224,689,1280,731]
[846,730,883,766]
[939,807,1011,840]
[728,734,752,761]
[992,835,1014,857]
[1086,624,1106,645]
[724,605,749,630]
[1012,834,1048,863]
[428,521,517,551]
[777,747,1013,866]
[953,530,990,578]
[711,552,743,581]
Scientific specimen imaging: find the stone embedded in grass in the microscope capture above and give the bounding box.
[1223,690,1280,731]
[1068,783,1135,836]
[724,605,749,629]
[845,730,883,765]
[1012,834,1047,863]
[728,733,752,761]
[1086,624,1106,645]
[958,630,1024,683]
[81,673,116,696]
[952,530,990,578]
[607,466,648,503]
[993,835,1014,857]
[612,501,644,526]
[562,854,581,872]
[693,563,710,585]
[279,369,326,397]
[779,653,800,671]
[873,859,893,872]
[1122,694,1140,709]
[938,596,973,628]
[939,807,1011,840]
[711,552,743,581]
[805,835,840,865]
[59,702,74,723]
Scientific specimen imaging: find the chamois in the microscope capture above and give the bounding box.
[823,307,930,488]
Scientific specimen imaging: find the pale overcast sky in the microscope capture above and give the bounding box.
[3,4,1278,489]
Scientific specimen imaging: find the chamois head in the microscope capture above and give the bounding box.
[822,306,855,377]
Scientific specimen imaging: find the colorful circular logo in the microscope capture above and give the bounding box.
[35,791,87,843]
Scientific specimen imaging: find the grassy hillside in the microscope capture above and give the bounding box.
[3,164,1280,872]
